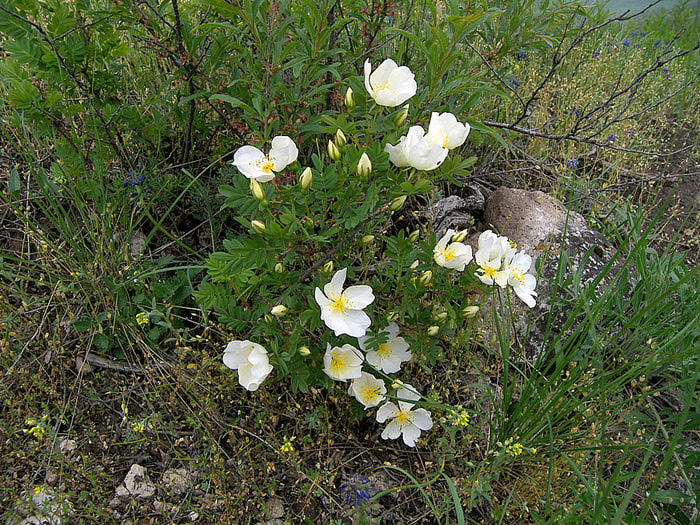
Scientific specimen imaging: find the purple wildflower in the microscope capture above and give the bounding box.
[623,38,630,47]
[566,157,579,169]
[607,134,616,143]
[338,474,375,507]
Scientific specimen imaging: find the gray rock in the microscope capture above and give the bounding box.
[58,439,77,455]
[161,468,195,496]
[7,487,72,525]
[115,464,156,499]
[428,184,485,235]
[475,187,623,360]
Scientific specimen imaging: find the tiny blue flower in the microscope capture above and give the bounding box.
[607,133,616,143]
[593,49,601,57]
[566,157,579,168]
[623,38,630,47]
[338,474,375,508]
[571,107,580,117]
[514,51,527,61]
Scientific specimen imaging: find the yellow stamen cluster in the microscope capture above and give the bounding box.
[328,355,348,376]
[330,293,350,314]
[254,155,276,173]
[376,343,390,356]
[361,385,381,404]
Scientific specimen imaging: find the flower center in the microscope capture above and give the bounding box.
[482,264,498,279]
[444,246,457,262]
[443,136,450,148]
[373,81,396,95]
[360,385,380,403]
[330,293,350,315]
[511,268,525,285]
[254,155,276,173]
[329,355,347,375]
[395,410,410,424]
[376,343,391,357]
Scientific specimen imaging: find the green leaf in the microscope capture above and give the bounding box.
[72,317,94,332]
[210,94,254,113]
[8,168,20,198]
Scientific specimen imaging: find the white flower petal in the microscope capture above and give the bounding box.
[323,268,347,297]
[400,423,421,447]
[269,135,298,170]
[232,146,266,179]
[409,408,433,430]
[343,285,375,309]
[381,418,405,440]
[376,402,399,423]
[337,309,372,338]
[365,58,417,107]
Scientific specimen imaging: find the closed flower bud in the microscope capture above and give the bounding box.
[299,167,313,190]
[271,304,288,317]
[390,195,407,211]
[434,311,448,322]
[462,305,480,318]
[408,230,420,243]
[298,346,311,356]
[328,140,341,161]
[409,260,420,269]
[419,270,433,285]
[357,152,372,178]
[251,220,266,234]
[322,260,334,273]
[264,314,273,323]
[344,87,355,109]
[335,129,347,148]
[426,325,440,336]
[274,262,285,274]
[451,230,468,243]
[386,311,399,322]
[391,379,405,390]
[250,179,265,203]
[393,104,409,127]
[360,234,375,246]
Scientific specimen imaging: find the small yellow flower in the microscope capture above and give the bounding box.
[447,408,471,427]
[136,312,149,326]
[280,435,296,453]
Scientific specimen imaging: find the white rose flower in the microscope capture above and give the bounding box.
[223,340,273,391]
